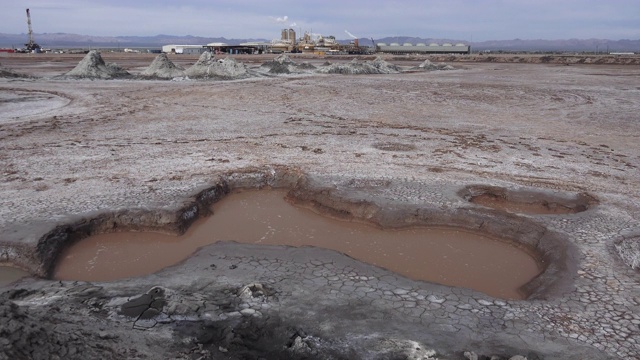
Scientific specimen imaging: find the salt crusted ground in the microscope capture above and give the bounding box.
[0,55,639,359]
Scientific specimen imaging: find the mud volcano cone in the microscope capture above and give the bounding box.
[140,53,185,79]
[260,54,315,74]
[413,59,455,71]
[64,50,131,79]
[0,62,29,78]
[317,56,400,74]
[185,52,250,79]
[261,54,295,74]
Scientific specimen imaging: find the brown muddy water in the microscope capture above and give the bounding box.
[54,190,541,299]
[471,194,578,215]
[0,266,30,287]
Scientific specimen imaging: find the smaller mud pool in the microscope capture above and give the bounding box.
[0,266,30,287]
[471,194,577,215]
[461,185,594,215]
[54,190,541,299]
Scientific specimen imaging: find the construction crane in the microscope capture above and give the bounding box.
[25,8,41,52]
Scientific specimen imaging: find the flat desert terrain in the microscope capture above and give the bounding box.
[0,53,639,359]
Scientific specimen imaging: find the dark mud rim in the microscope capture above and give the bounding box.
[3,166,579,300]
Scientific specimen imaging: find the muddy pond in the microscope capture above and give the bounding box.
[54,190,541,299]
[0,266,30,287]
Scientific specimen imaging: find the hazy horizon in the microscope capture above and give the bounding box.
[2,1,639,42]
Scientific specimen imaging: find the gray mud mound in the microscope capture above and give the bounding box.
[297,62,316,70]
[140,53,185,79]
[317,56,400,74]
[260,54,316,75]
[615,237,640,270]
[185,52,250,79]
[412,59,455,71]
[261,54,295,74]
[63,50,131,79]
[272,54,295,65]
[0,63,29,78]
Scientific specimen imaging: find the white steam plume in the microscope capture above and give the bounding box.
[345,30,358,39]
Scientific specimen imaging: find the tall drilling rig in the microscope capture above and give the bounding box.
[25,8,41,52]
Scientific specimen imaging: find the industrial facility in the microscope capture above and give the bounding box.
[159,29,370,55]
[161,45,206,55]
[269,29,369,54]
[21,8,41,53]
[13,9,470,56]
[375,42,470,54]
[159,29,471,56]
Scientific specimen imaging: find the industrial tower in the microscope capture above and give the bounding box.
[25,8,41,52]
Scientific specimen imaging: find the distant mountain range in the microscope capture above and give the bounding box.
[1,32,638,52]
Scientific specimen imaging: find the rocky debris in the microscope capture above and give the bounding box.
[119,286,166,327]
[0,291,116,360]
[260,54,316,74]
[374,339,439,359]
[412,59,455,71]
[464,351,477,360]
[0,62,29,78]
[184,52,251,79]
[62,50,131,79]
[614,237,640,270]
[317,56,401,74]
[237,282,271,299]
[139,53,185,79]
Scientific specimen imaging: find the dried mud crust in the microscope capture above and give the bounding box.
[0,60,639,359]
[0,240,617,360]
[0,88,71,121]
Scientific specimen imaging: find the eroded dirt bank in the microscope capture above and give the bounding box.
[1,56,639,359]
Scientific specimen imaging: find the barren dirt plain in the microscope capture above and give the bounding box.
[1,53,639,359]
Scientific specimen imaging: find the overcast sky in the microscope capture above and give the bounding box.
[2,0,638,41]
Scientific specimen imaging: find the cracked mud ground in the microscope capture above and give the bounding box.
[1,55,639,359]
